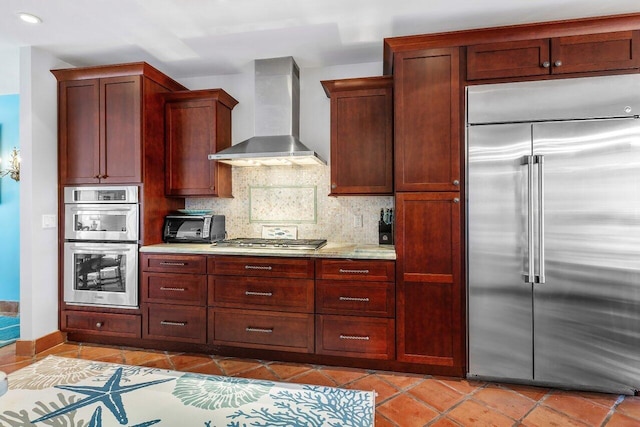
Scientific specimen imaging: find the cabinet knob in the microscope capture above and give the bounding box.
[94,175,101,179]
[453,180,460,186]
[453,198,460,204]
[95,322,103,328]
[542,61,550,68]
[554,60,563,67]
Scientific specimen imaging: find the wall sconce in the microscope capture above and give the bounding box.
[0,147,21,182]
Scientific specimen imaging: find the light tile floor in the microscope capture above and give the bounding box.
[1,342,639,426]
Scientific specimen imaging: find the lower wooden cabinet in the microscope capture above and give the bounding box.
[316,315,394,360]
[61,310,141,339]
[209,308,314,353]
[143,304,206,343]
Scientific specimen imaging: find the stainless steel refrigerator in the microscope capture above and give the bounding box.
[467,74,640,394]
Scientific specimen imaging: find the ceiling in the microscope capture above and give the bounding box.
[1,0,640,79]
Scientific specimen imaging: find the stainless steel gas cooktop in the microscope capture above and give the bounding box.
[214,238,327,250]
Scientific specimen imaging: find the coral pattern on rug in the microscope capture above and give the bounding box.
[1,355,375,427]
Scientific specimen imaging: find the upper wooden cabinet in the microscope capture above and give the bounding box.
[321,77,393,195]
[394,47,461,192]
[467,31,640,80]
[163,89,238,197]
[53,63,186,185]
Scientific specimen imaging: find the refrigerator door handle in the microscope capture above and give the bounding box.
[522,155,535,283]
[536,154,546,284]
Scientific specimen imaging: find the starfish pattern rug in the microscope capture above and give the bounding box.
[0,355,375,427]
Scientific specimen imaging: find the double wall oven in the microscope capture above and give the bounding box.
[63,186,139,308]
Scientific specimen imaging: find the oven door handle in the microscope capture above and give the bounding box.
[66,205,136,212]
[65,243,136,253]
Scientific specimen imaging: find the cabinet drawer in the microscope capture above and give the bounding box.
[209,256,314,279]
[141,254,207,274]
[143,304,206,343]
[209,308,314,353]
[209,276,314,313]
[316,315,394,360]
[316,280,394,317]
[62,310,141,338]
[316,259,395,281]
[142,272,207,305]
[466,39,551,80]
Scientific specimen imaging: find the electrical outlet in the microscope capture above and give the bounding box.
[353,214,363,228]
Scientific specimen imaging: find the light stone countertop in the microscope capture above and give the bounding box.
[139,241,396,260]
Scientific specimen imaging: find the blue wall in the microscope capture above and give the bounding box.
[0,94,20,302]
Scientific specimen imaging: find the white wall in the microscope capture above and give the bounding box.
[19,47,71,341]
[0,48,20,95]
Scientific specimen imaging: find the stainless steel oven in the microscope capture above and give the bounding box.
[63,186,139,308]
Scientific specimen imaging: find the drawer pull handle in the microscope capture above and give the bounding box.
[340,334,370,341]
[160,262,186,266]
[245,291,273,297]
[160,321,187,327]
[246,327,273,334]
[95,322,103,328]
[245,265,272,271]
[339,269,370,274]
[339,296,370,302]
[160,287,186,292]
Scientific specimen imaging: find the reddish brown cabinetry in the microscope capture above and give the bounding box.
[467,30,640,80]
[140,253,207,344]
[393,48,461,192]
[394,192,463,369]
[163,89,238,197]
[321,77,393,195]
[315,259,395,360]
[61,310,141,339]
[208,256,315,353]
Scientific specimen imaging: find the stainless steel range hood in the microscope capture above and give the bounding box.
[208,57,326,166]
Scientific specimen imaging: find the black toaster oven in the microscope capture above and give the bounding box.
[163,214,225,243]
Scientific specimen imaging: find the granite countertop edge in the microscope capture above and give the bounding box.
[140,242,396,260]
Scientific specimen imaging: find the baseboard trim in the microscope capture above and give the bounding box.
[15,331,67,356]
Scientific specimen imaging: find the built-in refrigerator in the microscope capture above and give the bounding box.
[467,74,640,394]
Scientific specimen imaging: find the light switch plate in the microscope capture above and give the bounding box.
[42,214,57,229]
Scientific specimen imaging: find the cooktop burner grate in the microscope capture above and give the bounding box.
[214,238,327,250]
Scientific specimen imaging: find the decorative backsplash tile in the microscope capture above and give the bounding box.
[186,165,394,244]
[249,186,317,223]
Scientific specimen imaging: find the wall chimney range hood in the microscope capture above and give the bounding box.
[208,57,326,166]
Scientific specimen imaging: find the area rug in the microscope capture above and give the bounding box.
[0,316,19,348]
[0,355,375,426]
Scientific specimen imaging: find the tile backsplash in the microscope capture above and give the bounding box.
[186,165,394,244]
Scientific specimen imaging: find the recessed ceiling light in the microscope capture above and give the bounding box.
[17,12,42,24]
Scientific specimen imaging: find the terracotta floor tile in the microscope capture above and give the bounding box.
[234,366,281,381]
[138,357,174,370]
[435,376,485,395]
[554,389,622,408]
[89,354,128,365]
[616,397,640,421]
[319,366,368,386]
[78,344,123,362]
[375,371,425,390]
[472,385,537,420]
[37,343,80,358]
[1,359,34,374]
[374,413,398,427]
[0,353,34,367]
[376,394,439,427]
[287,370,337,388]
[182,360,224,376]
[216,358,263,376]
[448,399,515,427]
[408,378,464,412]
[543,393,611,426]
[429,416,463,427]
[605,412,640,427]
[346,374,400,403]
[266,361,314,380]
[522,406,590,427]
[122,349,166,366]
[169,354,214,371]
[500,383,550,402]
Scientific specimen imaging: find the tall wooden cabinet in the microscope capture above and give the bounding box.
[163,89,238,197]
[321,76,393,195]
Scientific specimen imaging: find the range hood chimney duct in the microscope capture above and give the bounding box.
[208,57,326,166]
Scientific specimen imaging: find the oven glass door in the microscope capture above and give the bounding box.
[64,242,138,308]
[65,204,139,241]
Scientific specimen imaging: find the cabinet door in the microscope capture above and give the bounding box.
[395,192,463,368]
[100,76,142,183]
[466,39,551,80]
[394,48,461,192]
[165,98,232,197]
[58,79,101,184]
[551,31,640,74]
[325,80,393,195]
